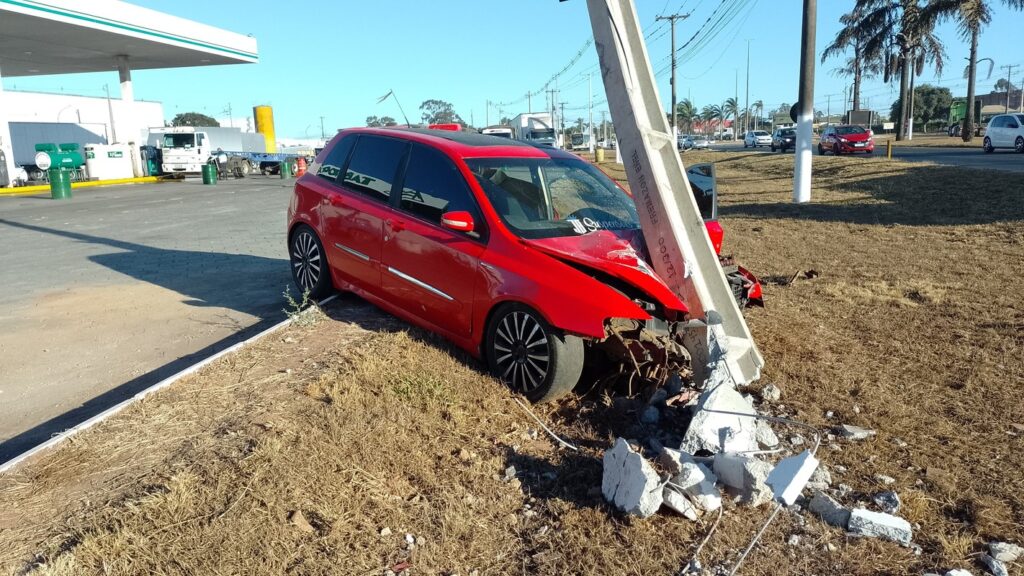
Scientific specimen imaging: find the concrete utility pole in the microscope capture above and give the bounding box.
[319,115,325,139]
[1000,64,1018,113]
[588,72,594,152]
[527,92,532,113]
[734,69,739,139]
[794,0,816,204]
[485,99,490,126]
[656,12,689,139]
[744,40,750,132]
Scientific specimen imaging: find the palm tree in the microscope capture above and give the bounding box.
[723,97,739,135]
[845,0,947,140]
[929,0,1024,141]
[822,5,882,111]
[700,105,721,136]
[675,99,697,134]
[752,100,764,130]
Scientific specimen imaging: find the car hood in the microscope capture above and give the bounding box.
[522,229,687,313]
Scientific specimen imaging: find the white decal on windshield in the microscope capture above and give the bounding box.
[567,217,601,235]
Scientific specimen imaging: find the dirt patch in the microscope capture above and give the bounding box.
[1,152,1023,575]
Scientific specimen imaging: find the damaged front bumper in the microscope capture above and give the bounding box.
[593,317,693,392]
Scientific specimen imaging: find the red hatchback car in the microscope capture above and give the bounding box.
[288,128,758,402]
[818,124,874,155]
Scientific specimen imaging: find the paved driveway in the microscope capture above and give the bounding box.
[0,177,295,461]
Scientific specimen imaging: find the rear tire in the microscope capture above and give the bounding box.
[289,224,332,300]
[817,143,824,155]
[833,144,841,155]
[1015,136,1024,153]
[485,303,584,403]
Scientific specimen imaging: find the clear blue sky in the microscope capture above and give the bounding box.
[4,0,1023,138]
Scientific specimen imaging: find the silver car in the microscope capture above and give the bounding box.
[743,130,772,148]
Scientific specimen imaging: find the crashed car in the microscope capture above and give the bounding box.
[287,127,761,403]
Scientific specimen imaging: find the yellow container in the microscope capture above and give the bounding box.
[254,105,277,153]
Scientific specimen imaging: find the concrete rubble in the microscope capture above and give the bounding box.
[980,554,1009,576]
[760,383,782,402]
[838,424,876,441]
[713,452,773,506]
[659,447,721,511]
[872,490,901,514]
[663,486,699,520]
[680,384,759,454]
[765,450,819,506]
[602,438,664,518]
[989,541,1023,563]
[847,508,913,546]
[807,464,832,490]
[808,490,851,528]
[944,570,974,576]
[754,419,780,449]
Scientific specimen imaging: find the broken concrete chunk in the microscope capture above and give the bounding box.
[673,461,722,512]
[980,555,1009,576]
[658,447,696,476]
[713,453,772,506]
[838,424,876,441]
[680,384,759,455]
[663,486,699,520]
[766,450,819,506]
[847,508,912,546]
[807,465,832,490]
[989,541,1024,563]
[872,491,901,514]
[755,419,780,449]
[874,474,896,485]
[808,490,851,528]
[761,383,782,402]
[602,438,665,518]
[944,570,974,576]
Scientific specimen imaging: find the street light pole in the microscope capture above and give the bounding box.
[656,12,689,140]
[745,39,750,133]
[794,0,816,203]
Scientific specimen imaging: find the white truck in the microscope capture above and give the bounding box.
[148,126,284,175]
[479,125,513,139]
[509,113,559,148]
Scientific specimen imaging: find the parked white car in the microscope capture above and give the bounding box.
[743,130,772,148]
[982,113,1024,153]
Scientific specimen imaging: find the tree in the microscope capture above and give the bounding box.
[822,4,882,111]
[171,112,219,127]
[419,99,464,125]
[723,97,739,125]
[994,77,1019,92]
[675,99,697,133]
[843,0,946,140]
[929,0,1024,141]
[890,84,953,131]
[752,100,764,129]
[365,115,397,127]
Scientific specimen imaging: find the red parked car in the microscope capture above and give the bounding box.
[287,128,760,402]
[818,124,874,155]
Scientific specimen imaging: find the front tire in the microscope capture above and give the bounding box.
[817,143,825,155]
[983,137,994,153]
[485,304,584,403]
[289,225,332,300]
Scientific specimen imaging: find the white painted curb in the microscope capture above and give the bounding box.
[0,295,337,475]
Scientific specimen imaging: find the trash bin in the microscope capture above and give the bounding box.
[0,150,9,187]
[140,145,161,177]
[279,159,291,179]
[201,163,217,185]
[48,168,71,199]
[596,147,606,162]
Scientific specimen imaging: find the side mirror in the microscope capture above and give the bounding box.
[441,210,475,233]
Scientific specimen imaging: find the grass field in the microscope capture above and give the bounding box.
[1,151,1021,576]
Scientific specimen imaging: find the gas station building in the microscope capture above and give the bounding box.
[0,0,258,186]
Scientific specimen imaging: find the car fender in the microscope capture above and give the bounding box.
[472,242,651,347]
[287,176,327,238]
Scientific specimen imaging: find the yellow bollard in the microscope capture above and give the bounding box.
[886,139,893,159]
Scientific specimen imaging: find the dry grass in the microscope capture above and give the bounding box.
[1,151,1022,576]
[882,133,981,148]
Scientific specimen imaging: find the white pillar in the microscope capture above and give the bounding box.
[0,65,16,187]
[117,56,143,177]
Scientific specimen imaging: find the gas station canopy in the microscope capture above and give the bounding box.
[0,0,258,77]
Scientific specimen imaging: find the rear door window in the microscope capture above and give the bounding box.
[316,135,355,182]
[342,135,408,202]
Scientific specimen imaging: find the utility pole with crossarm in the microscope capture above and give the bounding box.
[655,12,689,141]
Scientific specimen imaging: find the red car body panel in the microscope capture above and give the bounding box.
[288,127,753,359]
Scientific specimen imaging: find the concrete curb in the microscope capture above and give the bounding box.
[0,294,336,475]
[0,176,168,197]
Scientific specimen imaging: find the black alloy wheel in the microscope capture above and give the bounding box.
[485,304,583,403]
[289,225,332,299]
[1015,136,1024,153]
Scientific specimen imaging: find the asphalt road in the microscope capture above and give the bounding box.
[708,140,1024,172]
[0,177,295,461]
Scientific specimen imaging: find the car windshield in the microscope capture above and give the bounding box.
[836,126,867,135]
[754,131,769,136]
[466,157,639,239]
[780,129,795,137]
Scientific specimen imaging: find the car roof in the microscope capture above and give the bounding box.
[338,127,569,159]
